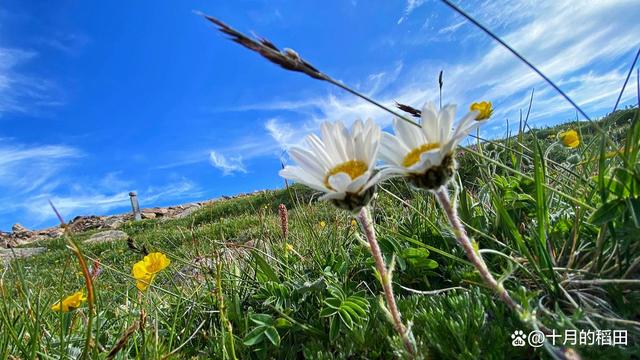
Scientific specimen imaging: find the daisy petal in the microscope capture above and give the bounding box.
[328,172,351,193]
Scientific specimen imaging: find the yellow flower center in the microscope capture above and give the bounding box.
[402,143,440,167]
[470,101,493,120]
[323,160,368,190]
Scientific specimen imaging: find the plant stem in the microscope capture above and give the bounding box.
[357,207,415,357]
[58,233,95,359]
[434,188,523,314]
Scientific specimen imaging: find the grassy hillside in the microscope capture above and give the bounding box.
[1,109,639,359]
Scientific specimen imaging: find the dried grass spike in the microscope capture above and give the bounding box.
[200,13,327,80]
[395,102,422,118]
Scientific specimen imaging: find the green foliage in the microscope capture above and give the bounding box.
[1,109,639,359]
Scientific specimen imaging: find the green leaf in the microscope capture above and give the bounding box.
[590,199,625,225]
[402,247,438,271]
[628,197,640,228]
[346,297,369,309]
[263,326,281,347]
[243,326,266,346]
[324,297,342,310]
[342,300,367,317]
[250,313,273,326]
[340,303,361,321]
[329,315,340,342]
[421,259,438,269]
[274,317,292,328]
[319,307,337,317]
[338,309,354,329]
[252,251,279,283]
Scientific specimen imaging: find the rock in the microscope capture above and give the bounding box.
[104,215,126,229]
[85,230,129,244]
[154,208,169,216]
[173,257,215,284]
[68,216,107,233]
[0,231,13,248]
[141,212,156,219]
[174,204,201,219]
[36,226,64,238]
[0,247,47,263]
[12,223,30,234]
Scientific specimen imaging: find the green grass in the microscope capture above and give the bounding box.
[1,109,639,359]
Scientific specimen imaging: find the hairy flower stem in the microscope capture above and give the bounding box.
[357,207,415,357]
[434,187,522,314]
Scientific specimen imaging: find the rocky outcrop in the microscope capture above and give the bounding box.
[0,247,47,264]
[85,230,129,244]
[0,190,266,248]
[2,224,63,248]
[0,231,12,248]
[173,204,202,219]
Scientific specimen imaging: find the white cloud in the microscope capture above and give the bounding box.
[0,140,204,228]
[0,47,62,116]
[398,0,428,24]
[158,0,639,179]
[246,0,640,144]
[265,118,296,150]
[209,150,247,175]
[438,20,466,34]
[0,143,83,194]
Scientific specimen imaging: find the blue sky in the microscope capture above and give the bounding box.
[1,0,639,230]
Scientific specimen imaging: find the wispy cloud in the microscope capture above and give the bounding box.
[0,140,203,228]
[0,143,83,194]
[24,178,200,223]
[397,0,428,24]
[265,118,298,150]
[209,150,247,175]
[438,20,465,34]
[243,0,640,146]
[0,47,63,116]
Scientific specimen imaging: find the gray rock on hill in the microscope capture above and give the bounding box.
[0,247,47,264]
[85,230,129,244]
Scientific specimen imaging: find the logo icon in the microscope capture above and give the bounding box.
[511,330,526,347]
[527,330,545,348]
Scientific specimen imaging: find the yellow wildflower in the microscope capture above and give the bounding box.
[470,101,493,120]
[558,129,580,148]
[51,291,86,312]
[285,243,294,252]
[132,252,170,291]
[319,221,326,228]
[351,219,357,226]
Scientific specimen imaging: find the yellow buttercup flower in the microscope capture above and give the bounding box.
[132,252,170,291]
[470,101,493,120]
[285,243,294,252]
[558,129,580,148]
[351,219,357,226]
[51,291,86,312]
[319,221,326,228]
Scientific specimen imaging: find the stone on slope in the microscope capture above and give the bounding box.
[85,230,129,244]
[0,247,47,263]
[174,204,201,219]
[141,212,156,219]
[12,223,30,234]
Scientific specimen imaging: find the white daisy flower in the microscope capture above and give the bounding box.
[380,101,486,189]
[279,119,389,211]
